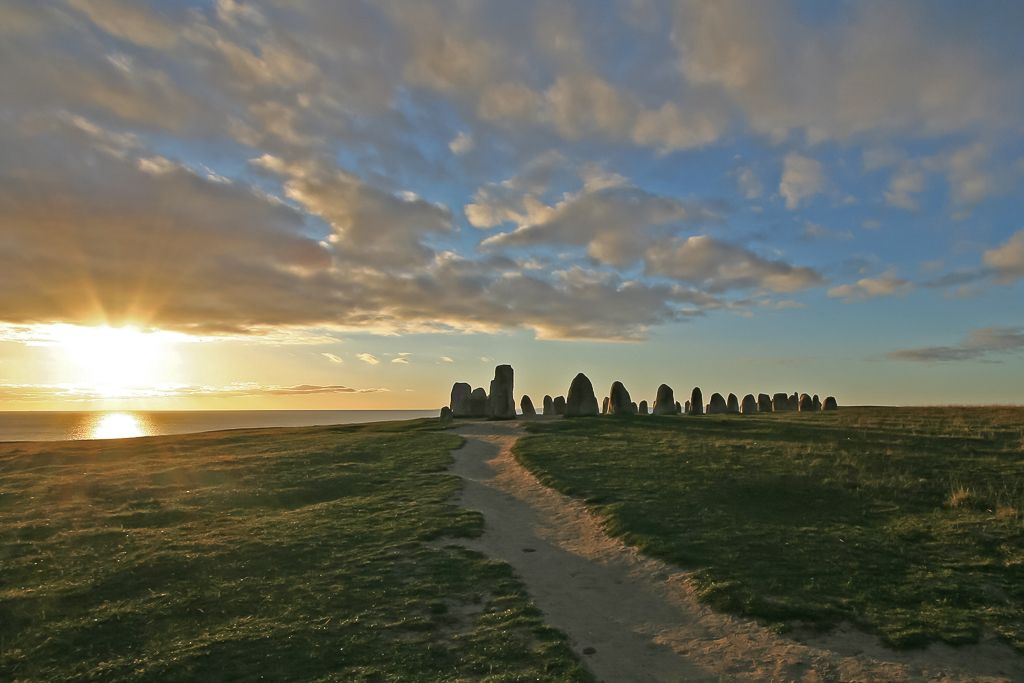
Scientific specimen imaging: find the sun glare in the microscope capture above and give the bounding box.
[87,412,149,439]
[52,324,186,389]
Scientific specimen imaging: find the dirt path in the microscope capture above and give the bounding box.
[446,421,1023,683]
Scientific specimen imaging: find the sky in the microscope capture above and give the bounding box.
[1,0,1023,411]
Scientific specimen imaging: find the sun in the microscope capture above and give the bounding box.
[53,324,184,389]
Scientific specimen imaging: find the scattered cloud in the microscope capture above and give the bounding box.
[800,222,852,242]
[321,352,343,363]
[862,220,882,230]
[0,381,386,403]
[884,162,925,210]
[780,154,825,209]
[449,131,473,155]
[391,357,409,364]
[734,166,764,200]
[982,228,1024,285]
[440,356,454,362]
[357,353,380,365]
[827,268,914,303]
[887,326,1024,362]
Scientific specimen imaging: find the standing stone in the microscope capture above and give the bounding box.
[707,393,728,414]
[608,381,633,414]
[602,397,610,414]
[439,406,454,424]
[630,402,638,414]
[683,400,690,414]
[521,395,536,416]
[487,365,516,420]
[812,395,822,411]
[789,392,800,411]
[543,395,554,416]
[652,384,676,416]
[450,382,472,417]
[772,393,790,412]
[758,393,773,412]
[741,394,758,413]
[638,400,648,415]
[690,387,704,415]
[799,393,814,412]
[469,387,488,417]
[823,396,838,411]
[553,396,566,414]
[565,373,600,416]
[727,393,740,414]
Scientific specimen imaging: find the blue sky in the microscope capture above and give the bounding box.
[0,0,1022,409]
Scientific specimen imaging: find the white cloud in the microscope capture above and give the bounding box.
[357,353,380,364]
[449,131,473,155]
[779,154,825,209]
[734,166,763,199]
[321,352,343,363]
[800,222,852,242]
[391,357,409,364]
[827,268,914,303]
[884,162,925,210]
[440,356,454,362]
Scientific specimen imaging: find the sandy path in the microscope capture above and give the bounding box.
[445,421,1023,683]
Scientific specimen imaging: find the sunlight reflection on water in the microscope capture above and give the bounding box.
[72,412,154,440]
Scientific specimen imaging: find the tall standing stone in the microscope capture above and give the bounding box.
[602,397,610,414]
[652,384,676,416]
[439,406,454,424]
[727,393,740,414]
[812,395,822,411]
[608,381,633,414]
[553,396,566,414]
[789,392,800,411]
[521,395,536,416]
[450,382,472,417]
[823,396,838,411]
[638,400,648,414]
[772,393,789,411]
[741,394,758,413]
[487,365,516,420]
[758,393,773,412]
[707,393,728,414]
[565,373,600,416]
[683,400,690,414]
[690,387,704,415]
[543,395,554,416]
[799,393,814,412]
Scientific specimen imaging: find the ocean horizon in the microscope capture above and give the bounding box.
[0,409,443,443]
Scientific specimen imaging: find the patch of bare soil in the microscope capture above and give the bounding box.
[444,421,1023,683]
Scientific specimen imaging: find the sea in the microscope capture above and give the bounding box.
[0,410,442,443]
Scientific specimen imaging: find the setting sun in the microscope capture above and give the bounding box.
[53,324,186,390]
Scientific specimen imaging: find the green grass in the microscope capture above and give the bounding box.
[0,419,594,682]
[514,406,1024,652]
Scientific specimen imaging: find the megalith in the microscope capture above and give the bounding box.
[439,406,454,424]
[690,387,704,415]
[521,394,536,416]
[469,388,488,417]
[741,394,757,413]
[565,373,600,416]
[799,393,814,412]
[758,393,773,412]
[608,381,633,414]
[823,396,838,411]
[789,392,800,411]
[638,400,648,415]
[727,393,740,414]
[772,393,790,411]
[553,396,566,414]
[543,395,554,416]
[707,393,728,414]
[683,400,690,414]
[487,365,516,420]
[602,397,610,414]
[652,384,676,416]
[812,395,822,411]
[450,382,472,417]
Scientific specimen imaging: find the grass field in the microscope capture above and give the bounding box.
[514,406,1024,652]
[0,420,593,682]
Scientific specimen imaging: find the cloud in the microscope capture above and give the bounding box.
[734,166,764,199]
[67,0,180,49]
[982,228,1024,285]
[440,356,454,362]
[0,381,385,403]
[321,352,343,363]
[862,220,882,230]
[391,357,409,364]
[827,268,914,303]
[887,326,1024,362]
[884,162,925,210]
[644,236,827,293]
[449,131,473,155]
[800,222,852,242]
[357,353,380,365]
[779,154,825,209]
